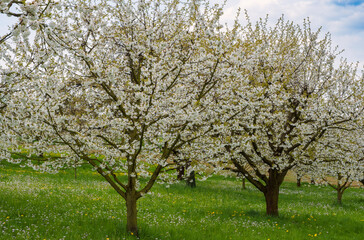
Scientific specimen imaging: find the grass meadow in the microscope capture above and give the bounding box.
[0,161,363,240]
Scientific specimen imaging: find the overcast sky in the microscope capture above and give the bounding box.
[1,0,363,65]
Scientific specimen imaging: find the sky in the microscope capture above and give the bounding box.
[210,0,364,65]
[0,0,363,65]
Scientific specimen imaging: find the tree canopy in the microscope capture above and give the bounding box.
[1,0,363,235]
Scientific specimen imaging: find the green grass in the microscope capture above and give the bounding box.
[0,161,363,240]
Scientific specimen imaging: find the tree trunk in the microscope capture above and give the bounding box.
[263,169,286,216]
[310,178,315,184]
[337,189,343,205]
[186,170,196,188]
[126,192,138,236]
[177,165,185,181]
[242,177,246,190]
[264,183,280,216]
[297,176,301,187]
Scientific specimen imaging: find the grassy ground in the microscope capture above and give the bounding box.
[0,161,363,240]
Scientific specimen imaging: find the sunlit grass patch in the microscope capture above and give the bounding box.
[0,161,363,239]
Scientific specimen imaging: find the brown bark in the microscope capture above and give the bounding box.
[231,157,287,216]
[337,189,343,205]
[242,177,246,190]
[264,182,280,216]
[262,169,287,216]
[126,192,138,236]
[297,176,301,187]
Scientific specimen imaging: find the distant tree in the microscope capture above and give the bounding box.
[303,60,364,204]
[207,16,364,216]
[172,150,196,187]
[314,105,364,204]
[292,165,306,187]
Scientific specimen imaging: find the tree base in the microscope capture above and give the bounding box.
[186,171,196,188]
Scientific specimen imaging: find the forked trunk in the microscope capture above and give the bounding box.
[126,193,138,236]
[264,183,280,216]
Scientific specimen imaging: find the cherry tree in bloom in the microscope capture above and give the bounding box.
[309,63,364,204]
[293,62,364,189]
[204,16,364,216]
[1,0,54,158]
[0,0,52,44]
[314,127,364,204]
[1,0,240,235]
